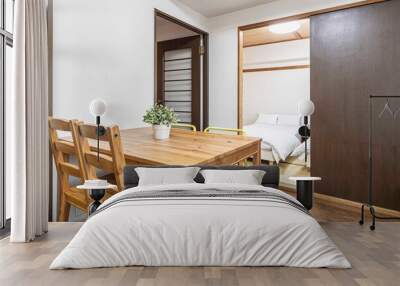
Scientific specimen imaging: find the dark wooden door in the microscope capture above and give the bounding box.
[311,0,400,211]
[157,36,201,130]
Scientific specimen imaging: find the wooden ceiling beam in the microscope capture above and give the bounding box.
[243,36,310,48]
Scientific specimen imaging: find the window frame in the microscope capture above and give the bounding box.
[0,0,14,232]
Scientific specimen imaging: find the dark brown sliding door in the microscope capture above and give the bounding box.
[157,36,201,130]
[311,0,400,211]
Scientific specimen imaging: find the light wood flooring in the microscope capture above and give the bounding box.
[0,198,399,286]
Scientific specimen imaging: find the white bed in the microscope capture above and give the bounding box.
[50,183,350,269]
[244,114,306,163]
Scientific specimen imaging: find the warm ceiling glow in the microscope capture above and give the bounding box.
[268,21,301,34]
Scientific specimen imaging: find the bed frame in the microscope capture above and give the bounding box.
[261,149,309,167]
[123,165,280,190]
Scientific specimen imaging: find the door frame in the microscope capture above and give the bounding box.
[236,0,385,129]
[154,9,209,130]
[157,36,202,129]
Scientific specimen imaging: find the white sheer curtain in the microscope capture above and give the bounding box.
[9,0,49,242]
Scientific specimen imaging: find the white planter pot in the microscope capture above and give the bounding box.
[153,124,171,140]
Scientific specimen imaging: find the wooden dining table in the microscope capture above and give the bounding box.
[109,127,261,166]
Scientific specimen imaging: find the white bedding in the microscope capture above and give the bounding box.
[291,140,310,157]
[50,183,350,269]
[244,123,302,162]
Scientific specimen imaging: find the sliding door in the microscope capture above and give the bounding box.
[157,36,201,130]
[311,0,400,210]
[0,0,14,230]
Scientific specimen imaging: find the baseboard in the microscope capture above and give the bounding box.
[280,186,400,217]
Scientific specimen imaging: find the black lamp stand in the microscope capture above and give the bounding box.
[88,189,106,215]
[298,116,311,163]
[95,115,106,161]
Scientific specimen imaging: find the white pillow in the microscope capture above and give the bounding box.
[135,167,200,186]
[255,113,277,125]
[200,170,265,185]
[277,114,301,126]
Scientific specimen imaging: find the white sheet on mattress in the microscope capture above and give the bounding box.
[50,183,350,269]
[291,140,311,157]
[244,123,302,162]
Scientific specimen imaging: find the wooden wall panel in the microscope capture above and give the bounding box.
[311,0,400,211]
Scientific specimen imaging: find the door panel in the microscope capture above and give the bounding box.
[310,0,400,210]
[157,36,201,130]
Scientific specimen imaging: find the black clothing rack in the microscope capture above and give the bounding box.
[359,95,400,230]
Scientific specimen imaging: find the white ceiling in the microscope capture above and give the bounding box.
[177,0,277,17]
[156,16,198,42]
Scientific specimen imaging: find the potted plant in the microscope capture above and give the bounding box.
[143,104,178,140]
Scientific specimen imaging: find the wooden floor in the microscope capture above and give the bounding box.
[0,199,399,286]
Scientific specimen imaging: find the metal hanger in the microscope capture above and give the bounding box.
[378,98,394,118]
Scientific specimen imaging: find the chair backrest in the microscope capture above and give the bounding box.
[76,123,126,191]
[48,117,89,201]
[204,126,246,135]
[171,123,197,132]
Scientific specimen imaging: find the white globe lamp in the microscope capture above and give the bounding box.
[89,98,107,118]
[298,99,315,117]
[89,98,107,160]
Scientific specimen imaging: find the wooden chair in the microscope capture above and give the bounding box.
[48,117,90,221]
[76,123,126,192]
[204,126,248,165]
[204,126,246,135]
[171,123,197,132]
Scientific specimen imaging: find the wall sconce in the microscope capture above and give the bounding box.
[89,98,107,161]
[298,99,315,163]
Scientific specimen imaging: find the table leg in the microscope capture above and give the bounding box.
[296,181,313,210]
[253,141,261,165]
[88,189,106,215]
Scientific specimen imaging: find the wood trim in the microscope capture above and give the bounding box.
[154,11,157,104]
[243,37,310,48]
[239,0,386,31]
[202,34,209,130]
[243,65,310,73]
[282,186,400,217]
[155,9,207,35]
[191,37,201,130]
[237,29,243,129]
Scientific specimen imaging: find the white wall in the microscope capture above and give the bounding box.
[243,39,310,125]
[53,0,206,129]
[208,0,368,128]
[52,0,366,131]
[52,0,207,219]
[244,39,309,69]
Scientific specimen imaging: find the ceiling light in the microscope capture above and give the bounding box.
[268,21,301,34]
